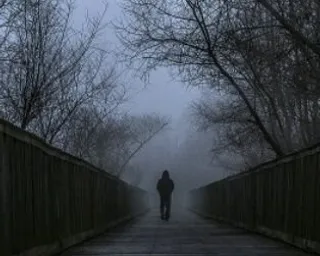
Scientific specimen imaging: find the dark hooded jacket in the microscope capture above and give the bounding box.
[157,170,174,197]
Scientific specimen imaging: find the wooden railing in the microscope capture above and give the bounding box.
[0,119,149,256]
[190,143,320,254]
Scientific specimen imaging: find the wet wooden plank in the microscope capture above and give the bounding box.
[60,209,311,256]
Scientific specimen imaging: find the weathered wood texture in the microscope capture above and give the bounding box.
[60,209,309,256]
[190,144,320,254]
[0,118,148,256]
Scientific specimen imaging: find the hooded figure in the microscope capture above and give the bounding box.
[157,170,174,220]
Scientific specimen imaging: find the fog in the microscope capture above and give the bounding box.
[73,1,233,202]
[0,1,316,255]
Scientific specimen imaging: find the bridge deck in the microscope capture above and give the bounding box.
[60,209,311,256]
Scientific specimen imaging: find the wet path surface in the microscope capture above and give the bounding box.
[60,208,312,255]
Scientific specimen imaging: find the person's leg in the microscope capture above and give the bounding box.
[160,196,165,219]
[164,196,171,220]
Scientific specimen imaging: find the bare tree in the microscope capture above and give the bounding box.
[32,51,122,145]
[116,0,284,156]
[0,0,107,131]
[117,0,320,162]
[61,106,126,164]
[117,114,170,177]
[0,0,20,58]
[63,108,169,176]
[192,89,275,169]
[255,0,320,59]
[218,0,320,152]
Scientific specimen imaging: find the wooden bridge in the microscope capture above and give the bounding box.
[0,118,319,255]
[59,208,309,256]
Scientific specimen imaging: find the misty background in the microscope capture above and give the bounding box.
[73,1,227,193]
[1,0,318,209]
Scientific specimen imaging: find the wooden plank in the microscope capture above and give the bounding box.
[61,210,311,256]
[0,119,148,256]
[314,153,320,242]
[0,128,11,255]
[190,139,320,253]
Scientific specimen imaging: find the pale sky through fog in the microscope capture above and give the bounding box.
[73,1,224,191]
[73,1,202,136]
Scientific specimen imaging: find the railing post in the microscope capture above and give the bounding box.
[0,124,10,255]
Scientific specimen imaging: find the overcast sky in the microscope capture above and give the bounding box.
[73,1,224,192]
[74,1,201,136]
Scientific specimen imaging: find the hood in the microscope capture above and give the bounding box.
[162,170,169,179]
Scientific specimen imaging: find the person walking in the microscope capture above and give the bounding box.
[156,170,174,221]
